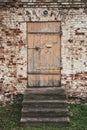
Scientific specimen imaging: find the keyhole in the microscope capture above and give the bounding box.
[35,47,39,51]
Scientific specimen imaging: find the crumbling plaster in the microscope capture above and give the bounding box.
[0,7,87,103]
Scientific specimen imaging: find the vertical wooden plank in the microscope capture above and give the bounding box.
[39,34,60,69]
[28,34,34,72]
[28,75,40,87]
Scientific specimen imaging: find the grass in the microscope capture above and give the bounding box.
[0,102,87,130]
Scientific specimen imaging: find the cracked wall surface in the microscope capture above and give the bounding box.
[0,7,87,103]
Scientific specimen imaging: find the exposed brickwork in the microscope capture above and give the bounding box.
[0,8,27,103]
[0,1,87,9]
[0,6,87,104]
[61,9,87,98]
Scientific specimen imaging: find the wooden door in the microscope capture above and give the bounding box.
[28,22,61,87]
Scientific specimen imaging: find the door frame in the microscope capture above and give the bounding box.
[27,21,62,87]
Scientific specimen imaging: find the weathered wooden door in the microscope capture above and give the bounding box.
[28,22,61,87]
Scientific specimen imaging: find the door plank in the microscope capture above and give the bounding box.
[28,34,60,72]
[28,74,60,87]
[28,22,61,33]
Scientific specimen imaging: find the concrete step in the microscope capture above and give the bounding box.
[22,108,68,118]
[21,87,69,126]
[21,117,70,126]
[24,94,66,100]
[27,85,61,88]
[22,100,68,109]
[24,87,66,100]
[24,87,65,95]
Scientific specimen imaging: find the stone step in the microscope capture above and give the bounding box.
[21,117,70,126]
[22,108,68,118]
[24,87,66,100]
[24,87,65,95]
[27,85,61,88]
[22,100,67,109]
[24,94,66,100]
[21,86,69,126]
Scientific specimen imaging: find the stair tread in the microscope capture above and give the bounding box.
[24,96,66,100]
[22,108,68,112]
[25,87,65,94]
[23,100,67,103]
[21,117,70,122]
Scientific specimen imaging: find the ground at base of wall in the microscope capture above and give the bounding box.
[0,102,87,130]
[67,97,87,104]
[0,92,87,106]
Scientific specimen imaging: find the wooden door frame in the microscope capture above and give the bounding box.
[27,21,62,87]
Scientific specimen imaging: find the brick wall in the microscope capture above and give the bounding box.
[61,9,87,98]
[0,7,87,104]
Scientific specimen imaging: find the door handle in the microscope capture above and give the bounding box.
[46,44,52,48]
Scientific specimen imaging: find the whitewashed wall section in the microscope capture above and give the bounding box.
[0,7,87,103]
